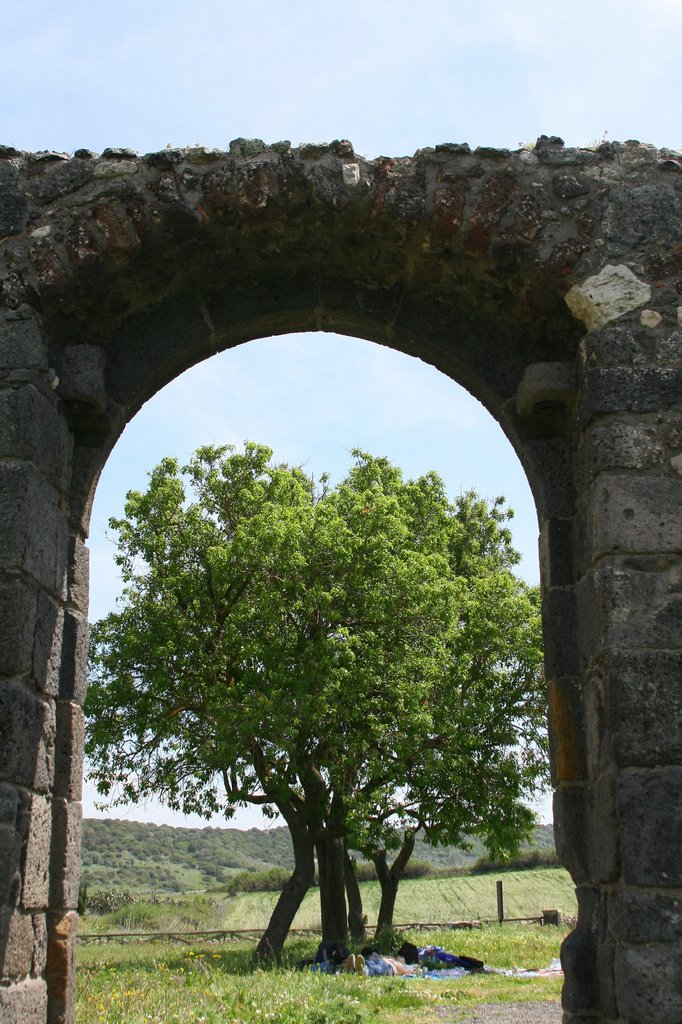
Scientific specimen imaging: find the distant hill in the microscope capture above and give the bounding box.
[81,818,556,892]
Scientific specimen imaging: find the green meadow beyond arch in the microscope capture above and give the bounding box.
[1,136,682,1023]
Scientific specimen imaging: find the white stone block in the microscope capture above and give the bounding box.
[565,264,651,331]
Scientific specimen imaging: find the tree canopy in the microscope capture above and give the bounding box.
[86,443,547,951]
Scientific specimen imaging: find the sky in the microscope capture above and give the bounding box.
[3,0,679,833]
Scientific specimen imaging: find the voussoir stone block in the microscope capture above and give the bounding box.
[618,766,682,886]
[614,943,682,1024]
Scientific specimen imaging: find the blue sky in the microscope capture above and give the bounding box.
[3,0,679,831]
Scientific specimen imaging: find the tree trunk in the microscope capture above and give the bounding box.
[254,820,315,959]
[316,834,349,944]
[344,846,366,943]
[372,832,416,937]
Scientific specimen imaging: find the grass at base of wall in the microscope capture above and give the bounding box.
[76,925,566,1024]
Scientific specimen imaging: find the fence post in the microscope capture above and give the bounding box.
[496,880,504,926]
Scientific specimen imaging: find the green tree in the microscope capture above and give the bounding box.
[348,571,547,934]
[86,444,547,953]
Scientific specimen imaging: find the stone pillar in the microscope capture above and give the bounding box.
[0,305,79,1024]
[558,316,682,1024]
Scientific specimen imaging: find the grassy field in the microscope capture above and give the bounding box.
[80,867,576,936]
[76,924,566,1024]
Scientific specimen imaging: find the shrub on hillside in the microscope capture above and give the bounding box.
[225,867,292,895]
[473,848,559,874]
[87,890,137,914]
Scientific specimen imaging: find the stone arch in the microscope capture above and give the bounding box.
[1,136,681,1023]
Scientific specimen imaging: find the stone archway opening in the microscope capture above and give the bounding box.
[2,137,681,1023]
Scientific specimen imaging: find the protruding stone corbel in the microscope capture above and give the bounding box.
[57,345,107,414]
[516,361,577,417]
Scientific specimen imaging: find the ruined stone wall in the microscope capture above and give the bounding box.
[1,135,681,1023]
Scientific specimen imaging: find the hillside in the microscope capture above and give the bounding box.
[80,818,556,892]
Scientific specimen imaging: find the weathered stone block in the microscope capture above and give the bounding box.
[32,591,63,699]
[57,610,88,705]
[53,704,83,802]
[0,162,27,237]
[579,420,663,482]
[0,978,48,1023]
[0,576,37,677]
[604,182,682,250]
[0,386,73,491]
[31,158,94,205]
[561,886,602,1013]
[516,361,577,416]
[609,889,682,944]
[577,562,682,658]
[547,678,586,784]
[0,783,20,826]
[0,908,36,978]
[0,822,22,908]
[614,943,682,1024]
[49,800,81,911]
[565,264,651,331]
[58,345,107,413]
[542,587,579,677]
[590,774,620,883]
[21,795,51,910]
[587,475,682,560]
[32,913,47,977]
[553,784,590,882]
[0,684,55,794]
[518,437,575,519]
[65,535,89,614]
[607,650,682,768]
[0,307,48,368]
[582,366,682,421]
[539,517,575,590]
[0,463,69,595]
[618,767,682,886]
[46,911,77,1024]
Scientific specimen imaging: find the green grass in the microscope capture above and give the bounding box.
[76,926,566,1024]
[80,867,576,937]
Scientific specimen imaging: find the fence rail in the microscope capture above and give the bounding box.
[78,916,562,944]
